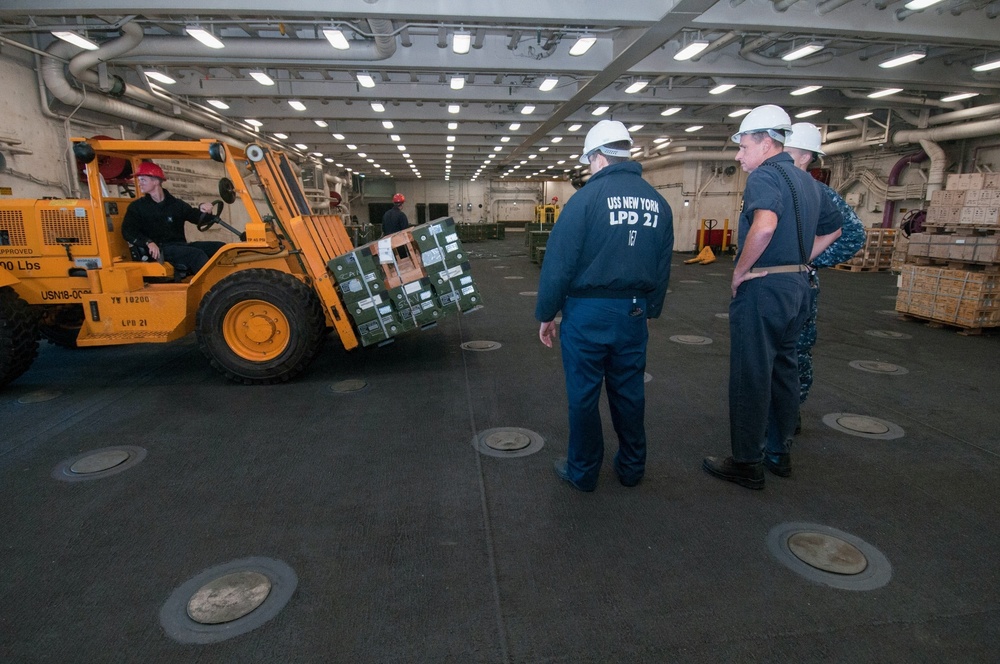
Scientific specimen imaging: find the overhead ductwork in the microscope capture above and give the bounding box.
[639,150,736,172]
[840,89,961,111]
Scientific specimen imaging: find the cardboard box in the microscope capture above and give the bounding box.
[984,173,1000,190]
[896,265,1000,327]
[926,206,962,224]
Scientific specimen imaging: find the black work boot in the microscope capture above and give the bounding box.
[702,456,765,490]
[764,452,792,477]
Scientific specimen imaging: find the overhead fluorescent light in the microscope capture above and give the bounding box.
[782,43,824,62]
[868,88,903,98]
[448,122,458,130]
[591,105,610,116]
[500,136,511,142]
[653,137,671,144]
[288,100,306,111]
[390,134,401,141]
[661,107,682,117]
[450,76,465,90]
[371,102,386,112]
[904,0,945,9]
[539,77,559,92]
[551,136,564,143]
[397,145,406,151]
[940,92,979,102]
[972,57,1000,72]
[627,125,644,132]
[879,50,926,69]
[51,30,99,51]
[322,28,350,50]
[795,109,822,118]
[685,125,704,133]
[313,120,327,128]
[382,121,394,129]
[710,84,735,95]
[569,35,596,56]
[448,104,461,114]
[295,143,308,150]
[791,85,822,96]
[447,136,456,142]
[249,71,274,86]
[674,40,709,61]
[729,108,752,118]
[144,70,176,85]
[356,73,375,88]
[185,26,224,49]
[453,31,472,54]
[845,111,873,119]
[207,99,229,110]
[332,133,345,140]
[509,123,521,131]
[273,133,288,139]
[568,124,582,131]
[625,81,649,94]
[245,119,263,127]
[346,144,357,150]
[521,105,536,115]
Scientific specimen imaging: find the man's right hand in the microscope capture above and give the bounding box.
[147,241,161,261]
[539,320,557,348]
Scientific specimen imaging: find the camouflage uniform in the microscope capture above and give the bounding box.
[797,183,867,403]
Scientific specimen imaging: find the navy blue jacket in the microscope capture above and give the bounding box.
[535,161,674,321]
[738,153,842,267]
[382,206,410,235]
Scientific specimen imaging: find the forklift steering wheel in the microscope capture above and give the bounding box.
[197,199,225,232]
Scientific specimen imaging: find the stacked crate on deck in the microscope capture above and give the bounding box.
[327,217,482,346]
[456,222,505,242]
[837,228,896,271]
[895,172,1000,333]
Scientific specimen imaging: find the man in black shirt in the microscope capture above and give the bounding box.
[382,193,410,235]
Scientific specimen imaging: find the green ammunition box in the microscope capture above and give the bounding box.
[328,248,381,281]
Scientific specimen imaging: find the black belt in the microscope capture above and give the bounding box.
[749,264,810,274]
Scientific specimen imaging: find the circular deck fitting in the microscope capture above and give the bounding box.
[52,446,147,483]
[330,379,368,394]
[187,571,271,624]
[849,360,909,375]
[461,340,502,352]
[865,330,912,340]
[679,280,704,284]
[876,309,900,316]
[519,291,538,297]
[472,427,544,458]
[767,522,892,590]
[715,313,730,320]
[822,413,905,440]
[17,389,63,404]
[504,275,524,280]
[787,532,868,575]
[644,372,653,383]
[160,557,297,645]
[670,335,713,345]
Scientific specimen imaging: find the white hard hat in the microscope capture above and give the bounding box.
[580,120,633,164]
[731,104,792,143]
[785,122,826,155]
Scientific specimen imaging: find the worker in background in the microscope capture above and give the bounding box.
[784,123,867,433]
[703,105,843,490]
[121,161,225,274]
[536,120,674,492]
[382,193,410,235]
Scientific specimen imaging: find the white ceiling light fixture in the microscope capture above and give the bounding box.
[322,28,351,50]
[879,50,926,69]
[185,26,225,49]
[447,122,459,130]
[568,124,582,131]
[685,125,704,133]
[448,104,460,114]
[710,84,735,95]
[795,109,822,118]
[591,105,610,116]
[868,88,903,98]
[295,143,308,150]
[940,92,979,102]
[288,100,307,111]
[314,120,328,127]
[627,125,644,132]
[653,137,671,144]
[207,99,229,110]
[447,136,456,142]
[729,108,752,118]
[845,111,873,119]
[972,57,1000,72]
[245,119,263,127]
[450,76,465,90]
[904,0,945,9]
[790,85,822,96]
[674,40,709,62]
[51,30,99,51]
[397,145,406,151]
[509,123,521,131]
[625,81,649,94]
[390,134,401,141]
[539,77,559,92]
[782,42,824,62]
[551,136,563,143]
[346,144,357,150]
[332,133,345,140]
[500,136,511,142]
[661,107,682,117]
[371,102,386,112]
[356,73,376,89]
[453,30,472,54]
[569,34,596,56]
[249,71,274,86]
[521,105,536,115]
[382,121,394,129]
[273,133,288,139]
[144,70,176,85]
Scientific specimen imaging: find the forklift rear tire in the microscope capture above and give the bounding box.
[196,269,326,385]
[0,287,40,388]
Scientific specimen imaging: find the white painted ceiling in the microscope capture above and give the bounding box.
[1,0,998,181]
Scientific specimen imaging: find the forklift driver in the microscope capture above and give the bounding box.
[121,161,226,274]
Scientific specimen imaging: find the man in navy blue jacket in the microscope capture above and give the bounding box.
[536,120,674,491]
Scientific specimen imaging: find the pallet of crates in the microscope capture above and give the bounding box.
[835,228,896,272]
[411,217,484,314]
[895,264,1000,335]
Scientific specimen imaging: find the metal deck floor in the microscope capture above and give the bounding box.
[2,233,999,663]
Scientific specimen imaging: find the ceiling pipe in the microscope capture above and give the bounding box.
[818,0,857,14]
[881,150,927,227]
[822,115,1000,155]
[840,89,962,111]
[772,0,805,10]
[639,150,736,172]
[922,103,1000,126]
[689,31,739,62]
[741,51,834,67]
[826,128,862,141]
[919,139,946,197]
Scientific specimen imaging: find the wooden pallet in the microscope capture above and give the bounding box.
[833,263,889,272]
[909,257,1000,272]
[897,312,999,336]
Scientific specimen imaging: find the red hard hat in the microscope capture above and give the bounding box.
[552,196,559,203]
[392,193,405,204]
[135,161,165,180]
